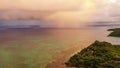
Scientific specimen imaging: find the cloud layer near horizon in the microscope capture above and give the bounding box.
[0,0,120,27]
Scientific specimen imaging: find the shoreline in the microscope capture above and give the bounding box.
[46,43,90,68]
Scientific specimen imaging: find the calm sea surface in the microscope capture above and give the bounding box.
[0,22,120,68]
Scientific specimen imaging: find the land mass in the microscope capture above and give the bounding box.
[108,28,120,37]
[66,41,120,68]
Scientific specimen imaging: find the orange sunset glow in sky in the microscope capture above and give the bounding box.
[0,0,120,27]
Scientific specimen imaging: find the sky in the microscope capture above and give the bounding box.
[0,0,120,27]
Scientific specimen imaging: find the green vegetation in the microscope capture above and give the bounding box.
[66,41,120,68]
[108,28,120,37]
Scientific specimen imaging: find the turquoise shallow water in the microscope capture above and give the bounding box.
[0,26,120,68]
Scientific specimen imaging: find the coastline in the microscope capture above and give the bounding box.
[46,43,90,68]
